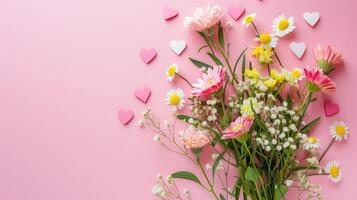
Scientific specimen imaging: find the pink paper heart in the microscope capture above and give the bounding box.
[135,87,151,103]
[228,6,245,21]
[117,109,134,125]
[163,6,178,21]
[140,48,157,64]
[324,100,340,117]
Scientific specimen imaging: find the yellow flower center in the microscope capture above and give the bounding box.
[278,19,289,31]
[330,166,340,178]
[260,34,271,45]
[335,125,346,136]
[232,124,243,131]
[291,69,302,79]
[309,136,317,144]
[245,16,254,24]
[168,66,177,77]
[206,79,216,87]
[169,94,180,106]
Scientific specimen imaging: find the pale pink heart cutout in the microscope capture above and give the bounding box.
[324,100,340,117]
[135,87,151,103]
[163,6,178,21]
[117,110,135,125]
[140,48,157,64]
[228,6,245,21]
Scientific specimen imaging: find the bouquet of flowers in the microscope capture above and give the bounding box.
[141,4,349,200]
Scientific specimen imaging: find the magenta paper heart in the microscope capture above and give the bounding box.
[140,48,157,64]
[228,6,245,21]
[163,6,178,21]
[117,109,134,125]
[324,100,340,117]
[135,87,151,103]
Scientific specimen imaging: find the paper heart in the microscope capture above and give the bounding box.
[289,42,306,59]
[170,40,186,55]
[140,48,157,64]
[324,100,340,117]
[303,12,320,27]
[117,109,135,125]
[228,6,245,21]
[163,6,178,21]
[135,87,151,103]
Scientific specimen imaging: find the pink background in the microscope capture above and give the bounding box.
[0,0,356,199]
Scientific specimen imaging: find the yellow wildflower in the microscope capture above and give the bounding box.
[264,78,277,89]
[271,69,285,83]
[244,68,260,80]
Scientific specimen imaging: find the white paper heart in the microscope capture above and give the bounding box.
[170,40,186,55]
[289,42,306,59]
[303,12,320,27]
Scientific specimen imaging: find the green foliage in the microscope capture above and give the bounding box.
[274,185,288,200]
[300,116,321,134]
[171,171,202,185]
[189,57,213,70]
[244,167,258,183]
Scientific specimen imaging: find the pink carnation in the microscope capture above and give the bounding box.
[313,44,343,73]
[191,66,226,96]
[180,126,212,149]
[303,67,336,94]
[222,116,254,139]
[183,4,225,32]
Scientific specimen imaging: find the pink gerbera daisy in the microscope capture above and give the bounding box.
[303,67,336,94]
[191,65,226,96]
[313,44,343,74]
[222,116,254,139]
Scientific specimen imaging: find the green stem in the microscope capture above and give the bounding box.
[176,73,193,88]
[319,139,335,162]
[197,159,220,200]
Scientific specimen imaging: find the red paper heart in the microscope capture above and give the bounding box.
[117,109,134,125]
[135,87,151,103]
[324,100,339,117]
[140,48,157,64]
[163,6,178,21]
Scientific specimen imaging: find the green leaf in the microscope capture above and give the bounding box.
[244,167,258,183]
[218,22,224,49]
[220,194,226,200]
[241,54,246,81]
[189,57,212,70]
[176,114,195,122]
[220,109,231,128]
[212,152,225,177]
[274,185,288,200]
[171,171,202,185]
[191,148,203,157]
[233,47,248,76]
[249,61,252,70]
[207,52,223,66]
[286,93,292,109]
[234,178,242,200]
[300,116,320,134]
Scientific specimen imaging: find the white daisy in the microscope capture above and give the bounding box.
[242,13,256,27]
[272,15,296,37]
[329,121,349,141]
[166,64,179,82]
[303,136,321,150]
[165,88,185,111]
[255,33,278,48]
[325,160,343,183]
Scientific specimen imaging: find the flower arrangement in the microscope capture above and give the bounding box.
[141,4,348,200]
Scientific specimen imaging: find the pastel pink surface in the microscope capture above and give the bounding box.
[324,100,340,117]
[163,6,179,21]
[140,48,157,64]
[0,0,357,200]
[228,6,245,20]
[117,109,135,125]
[135,87,151,103]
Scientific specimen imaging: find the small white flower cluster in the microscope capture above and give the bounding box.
[190,97,219,122]
[152,174,190,199]
[296,171,322,199]
[255,101,304,153]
